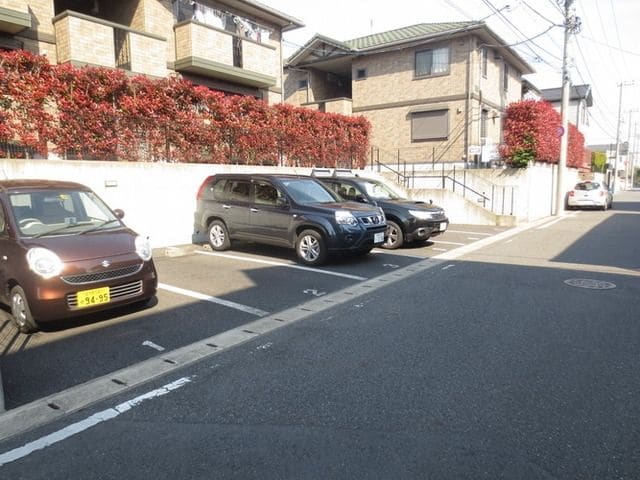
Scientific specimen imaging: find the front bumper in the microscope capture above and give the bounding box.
[405,218,449,242]
[327,225,387,252]
[25,260,158,323]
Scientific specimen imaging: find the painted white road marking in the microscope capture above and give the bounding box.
[432,240,466,246]
[536,214,575,229]
[432,248,448,252]
[446,230,492,236]
[142,340,165,352]
[158,283,268,317]
[0,377,192,467]
[196,251,366,281]
[441,264,455,270]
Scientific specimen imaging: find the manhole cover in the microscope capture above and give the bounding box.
[564,279,616,290]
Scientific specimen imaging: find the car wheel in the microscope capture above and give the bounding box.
[208,220,231,251]
[296,229,327,266]
[10,285,38,334]
[382,220,403,249]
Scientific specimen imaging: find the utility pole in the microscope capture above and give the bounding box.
[613,81,634,192]
[625,110,638,187]
[554,0,580,216]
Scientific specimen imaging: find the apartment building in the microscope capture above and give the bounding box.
[284,22,534,166]
[0,0,302,103]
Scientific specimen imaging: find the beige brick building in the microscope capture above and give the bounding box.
[284,23,534,166]
[0,0,302,102]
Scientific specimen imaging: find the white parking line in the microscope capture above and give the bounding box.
[195,250,367,281]
[431,240,466,246]
[446,230,492,236]
[536,214,574,229]
[158,283,269,317]
[0,377,192,467]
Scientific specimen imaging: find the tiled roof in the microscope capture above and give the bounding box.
[344,22,480,50]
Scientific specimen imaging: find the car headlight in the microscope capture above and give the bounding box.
[335,210,358,226]
[408,209,436,220]
[26,247,63,279]
[135,235,153,261]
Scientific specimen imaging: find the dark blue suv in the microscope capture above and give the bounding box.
[193,174,386,266]
[316,172,449,249]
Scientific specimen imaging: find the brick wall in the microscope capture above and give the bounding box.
[243,39,278,85]
[54,15,116,68]
[130,32,167,76]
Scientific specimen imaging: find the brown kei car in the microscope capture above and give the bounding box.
[0,180,158,333]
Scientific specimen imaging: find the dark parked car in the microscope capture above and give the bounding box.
[192,173,386,266]
[315,171,449,249]
[0,180,158,333]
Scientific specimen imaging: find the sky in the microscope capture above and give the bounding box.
[266,0,640,147]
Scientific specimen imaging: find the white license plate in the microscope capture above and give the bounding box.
[374,232,385,243]
[440,222,447,231]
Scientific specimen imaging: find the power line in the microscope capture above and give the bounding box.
[593,0,622,79]
[522,0,561,26]
[609,0,632,79]
[479,0,561,67]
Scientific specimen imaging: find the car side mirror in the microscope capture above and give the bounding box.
[355,194,368,203]
[276,197,289,208]
[114,208,125,219]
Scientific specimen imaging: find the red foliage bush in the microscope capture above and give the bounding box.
[0,50,370,166]
[501,99,586,168]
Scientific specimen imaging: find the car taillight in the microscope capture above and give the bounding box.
[599,191,605,196]
[196,175,215,200]
[568,191,575,197]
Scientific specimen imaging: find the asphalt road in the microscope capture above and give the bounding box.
[1,192,639,479]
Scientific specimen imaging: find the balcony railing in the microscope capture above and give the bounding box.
[52,11,167,77]
[173,20,277,88]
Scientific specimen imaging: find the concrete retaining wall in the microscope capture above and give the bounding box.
[1,159,591,247]
[0,159,321,249]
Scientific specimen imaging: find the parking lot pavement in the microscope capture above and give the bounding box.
[0,224,512,410]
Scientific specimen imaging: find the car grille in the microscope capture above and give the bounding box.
[358,214,385,226]
[66,280,144,309]
[62,264,143,285]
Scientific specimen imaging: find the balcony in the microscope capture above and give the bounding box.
[52,11,167,77]
[173,21,277,89]
[0,5,31,34]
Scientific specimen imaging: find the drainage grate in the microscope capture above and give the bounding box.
[564,279,616,290]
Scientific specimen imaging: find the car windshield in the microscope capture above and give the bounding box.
[360,180,402,200]
[9,189,121,237]
[280,178,340,204]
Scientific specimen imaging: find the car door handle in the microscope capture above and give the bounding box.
[250,208,259,213]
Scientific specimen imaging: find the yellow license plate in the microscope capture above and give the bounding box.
[76,286,110,308]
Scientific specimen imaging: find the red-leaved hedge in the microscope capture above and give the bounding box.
[0,50,370,167]
[500,99,587,169]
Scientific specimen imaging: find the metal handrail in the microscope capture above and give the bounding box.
[369,159,515,215]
